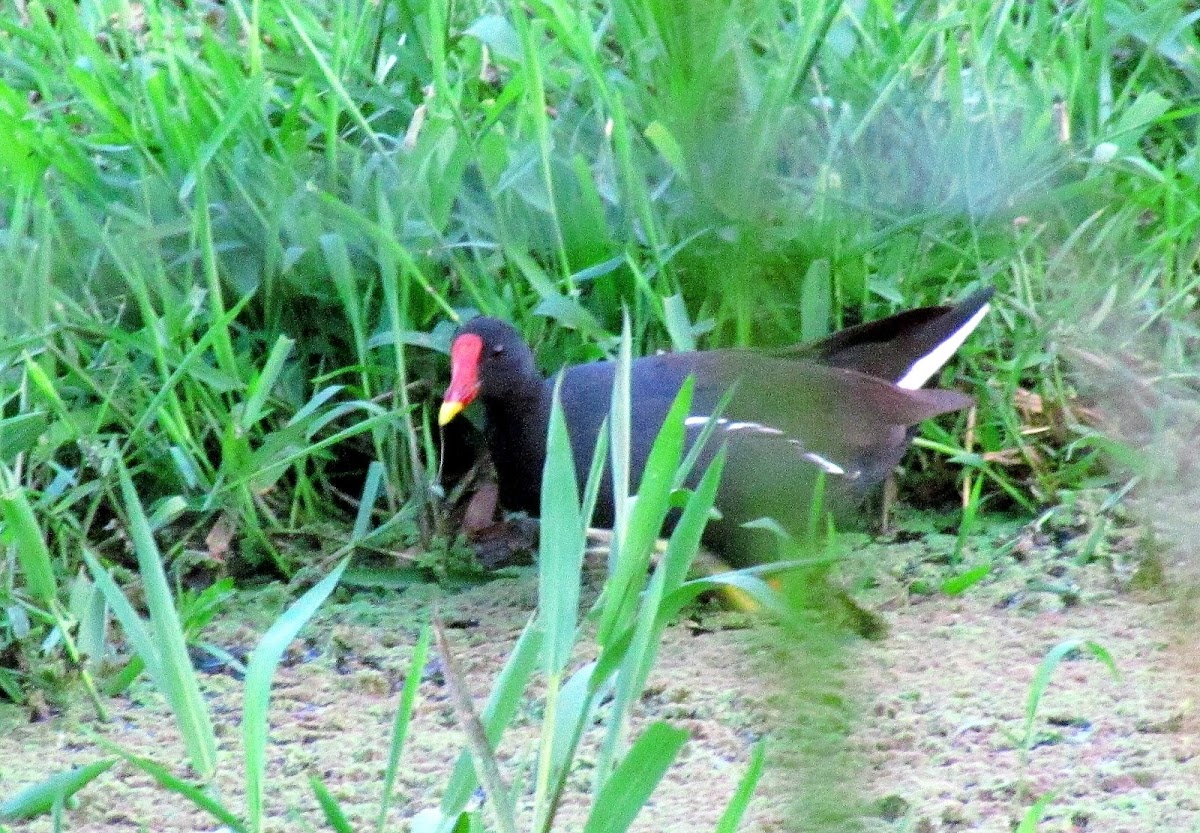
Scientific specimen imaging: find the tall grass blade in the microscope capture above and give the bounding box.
[1015,791,1057,832]
[116,462,217,777]
[311,775,355,833]
[581,419,610,528]
[661,294,697,351]
[581,722,688,833]
[597,448,725,782]
[715,741,767,833]
[437,619,542,824]
[88,738,246,832]
[0,466,56,605]
[532,378,589,828]
[83,551,166,688]
[539,377,585,675]
[597,378,694,646]
[355,461,387,541]
[376,624,433,832]
[244,558,349,833]
[433,614,518,833]
[1021,638,1119,760]
[544,660,600,809]
[801,259,832,341]
[608,313,633,569]
[239,335,295,432]
[0,759,116,823]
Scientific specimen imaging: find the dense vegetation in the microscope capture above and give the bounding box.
[1,0,1197,828]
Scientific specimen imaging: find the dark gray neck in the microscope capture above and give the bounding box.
[482,380,553,516]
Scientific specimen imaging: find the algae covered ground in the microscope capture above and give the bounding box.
[2,511,1197,833]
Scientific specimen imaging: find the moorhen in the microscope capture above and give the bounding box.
[438,288,993,562]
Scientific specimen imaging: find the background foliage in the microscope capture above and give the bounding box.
[0,0,1197,703]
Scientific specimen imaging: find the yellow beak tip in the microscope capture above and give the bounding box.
[438,401,464,426]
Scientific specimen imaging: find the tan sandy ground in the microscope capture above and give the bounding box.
[2,530,1197,832]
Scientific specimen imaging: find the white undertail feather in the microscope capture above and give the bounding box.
[681,297,992,479]
[895,303,991,390]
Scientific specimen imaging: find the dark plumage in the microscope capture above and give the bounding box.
[439,289,993,563]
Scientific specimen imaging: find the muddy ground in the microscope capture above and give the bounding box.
[2,511,1198,832]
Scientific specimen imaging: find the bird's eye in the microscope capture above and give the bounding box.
[492,345,505,356]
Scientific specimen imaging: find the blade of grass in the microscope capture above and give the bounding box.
[538,377,585,676]
[596,447,727,784]
[238,335,295,433]
[581,722,688,833]
[597,377,694,647]
[715,741,767,833]
[437,618,542,824]
[0,465,56,606]
[536,660,602,833]
[0,759,116,823]
[376,624,433,832]
[311,775,355,833]
[532,378,589,828]
[433,612,517,833]
[111,462,217,776]
[1021,638,1119,764]
[83,550,165,684]
[608,312,633,570]
[88,737,247,833]
[1015,791,1057,832]
[244,558,350,833]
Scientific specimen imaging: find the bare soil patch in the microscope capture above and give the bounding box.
[2,520,1197,832]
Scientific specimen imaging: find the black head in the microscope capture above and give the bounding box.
[438,317,541,425]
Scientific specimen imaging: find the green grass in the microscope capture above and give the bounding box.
[1,0,1196,582]
[0,0,1197,827]
[5,320,767,832]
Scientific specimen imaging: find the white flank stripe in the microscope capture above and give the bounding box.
[685,416,727,427]
[689,416,851,477]
[895,303,990,390]
[802,452,846,475]
[726,421,784,435]
[685,416,784,436]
